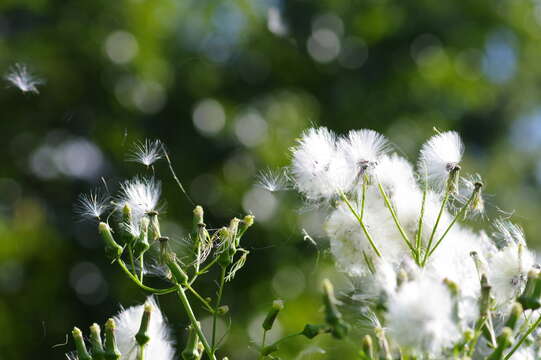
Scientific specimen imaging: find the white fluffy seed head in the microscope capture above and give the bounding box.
[290,127,353,200]
[117,177,161,218]
[75,189,110,221]
[127,139,163,167]
[113,296,175,360]
[488,242,535,306]
[339,129,391,184]
[418,131,464,192]
[387,277,459,355]
[4,63,43,94]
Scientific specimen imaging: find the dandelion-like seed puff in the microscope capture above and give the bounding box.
[4,63,43,94]
[418,131,464,192]
[127,139,163,167]
[113,296,176,360]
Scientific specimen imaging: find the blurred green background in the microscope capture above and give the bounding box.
[2,0,541,359]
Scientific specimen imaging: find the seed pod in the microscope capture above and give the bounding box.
[148,212,162,242]
[182,324,202,360]
[133,217,150,257]
[135,303,152,347]
[322,279,350,339]
[89,323,105,360]
[117,204,133,244]
[72,327,92,360]
[165,253,188,284]
[505,302,523,331]
[104,319,121,360]
[519,269,541,310]
[361,334,374,359]
[98,222,123,260]
[262,300,284,331]
[301,324,327,339]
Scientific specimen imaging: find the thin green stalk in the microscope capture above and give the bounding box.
[139,254,144,282]
[377,183,416,256]
[117,259,176,295]
[421,189,450,266]
[176,285,216,360]
[185,283,214,313]
[261,330,268,348]
[339,192,382,257]
[212,266,227,351]
[128,245,137,274]
[137,345,145,360]
[426,192,475,259]
[504,315,541,359]
[360,179,367,220]
[415,178,428,263]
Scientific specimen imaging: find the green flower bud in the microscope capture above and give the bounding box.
[182,324,202,360]
[193,206,204,230]
[487,327,513,360]
[135,303,152,347]
[301,324,327,339]
[237,214,255,239]
[322,279,340,326]
[104,319,121,360]
[519,269,541,310]
[262,300,284,331]
[216,305,229,316]
[72,327,92,360]
[148,212,162,242]
[505,302,523,330]
[165,253,188,284]
[89,323,105,360]
[360,334,374,360]
[98,222,123,260]
[119,205,134,245]
[133,217,150,257]
[322,279,350,339]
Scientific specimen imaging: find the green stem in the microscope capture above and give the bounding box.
[421,189,450,266]
[139,254,144,282]
[426,192,475,260]
[415,179,428,264]
[261,330,268,348]
[360,179,367,220]
[340,192,382,258]
[176,285,216,360]
[377,183,416,257]
[117,259,176,295]
[136,345,145,360]
[185,283,214,313]
[504,315,541,360]
[128,245,137,274]
[212,266,227,351]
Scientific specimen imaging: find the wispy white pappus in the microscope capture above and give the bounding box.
[418,131,464,192]
[113,296,175,360]
[256,168,290,192]
[339,129,391,183]
[117,177,161,217]
[74,189,110,221]
[290,127,352,200]
[127,139,163,167]
[4,63,43,94]
[387,277,459,355]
